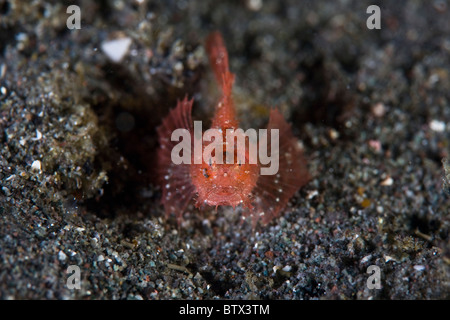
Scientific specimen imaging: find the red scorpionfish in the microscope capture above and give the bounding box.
[157,32,310,226]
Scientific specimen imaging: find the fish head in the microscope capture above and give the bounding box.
[190,149,259,208]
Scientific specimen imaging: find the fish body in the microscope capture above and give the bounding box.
[157,32,310,225]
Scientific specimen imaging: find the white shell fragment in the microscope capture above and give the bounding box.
[101,37,132,63]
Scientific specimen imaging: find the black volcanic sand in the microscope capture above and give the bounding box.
[0,0,449,299]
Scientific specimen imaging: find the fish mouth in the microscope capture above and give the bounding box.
[203,188,243,206]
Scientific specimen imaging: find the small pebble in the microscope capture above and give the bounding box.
[380,176,393,186]
[429,120,445,132]
[246,0,263,11]
[414,265,426,271]
[58,251,67,261]
[31,160,41,171]
[282,265,292,272]
[372,102,386,117]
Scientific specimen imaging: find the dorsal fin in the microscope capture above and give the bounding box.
[205,31,238,130]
